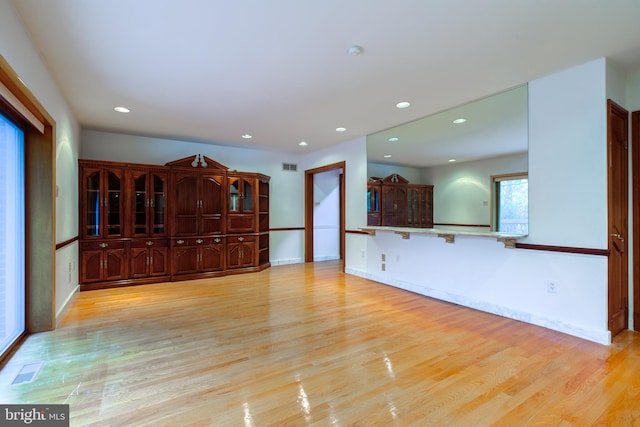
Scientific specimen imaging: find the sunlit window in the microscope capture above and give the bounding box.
[0,112,25,356]
[491,173,528,234]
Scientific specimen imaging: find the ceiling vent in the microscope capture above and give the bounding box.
[282,163,298,172]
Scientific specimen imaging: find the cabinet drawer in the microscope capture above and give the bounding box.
[81,240,126,251]
[228,214,255,232]
[172,237,225,246]
[130,239,169,249]
[227,235,255,244]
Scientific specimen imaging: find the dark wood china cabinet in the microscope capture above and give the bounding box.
[367,173,433,228]
[78,155,270,290]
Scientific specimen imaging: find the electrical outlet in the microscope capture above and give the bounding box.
[381,264,386,271]
[381,253,386,262]
[547,280,558,294]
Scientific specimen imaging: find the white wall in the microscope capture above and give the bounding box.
[421,152,527,227]
[1,0,81,319]
[350,59,614,344]
[527,58,608,248]
[313,169,340,261]
[627,70,640,112]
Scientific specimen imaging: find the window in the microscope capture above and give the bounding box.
[0,110,25,357]
[491,173,528,234]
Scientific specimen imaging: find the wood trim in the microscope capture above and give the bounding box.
[304,169,314,262]
[433,223,491,228]
[515,243,609,256]
[304,161,346,263]
[56,235,79,251]
[633,111,640,330]
[0,55,55,126]
[272,227,365,235]
[340,171,345,262]
[0,56,57,344]
[0,332,26,370]
[346,229,369,235]
[607,99,629,335]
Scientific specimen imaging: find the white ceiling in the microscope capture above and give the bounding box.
[367,85,528,167]
[11,0,640,155]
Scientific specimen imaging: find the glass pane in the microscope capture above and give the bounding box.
[0,113,25,356]
[134,175,147,234]
[86,172,100,237]
[230,179,239,211]
[498,179,529,234]
[107,172,121,235]
[243,181,253,211]
[153,175,166,234]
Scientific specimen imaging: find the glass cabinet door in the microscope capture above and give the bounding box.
[151,173,167,235]
[85,170,101,237]
[106,170,123,236]
[229,176,254,212]
[243,180,253,211]
[229,178,240,212]
[133,173,147,235]
[408,189,418,225]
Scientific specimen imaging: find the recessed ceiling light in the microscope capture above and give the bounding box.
[453,118,467,124]
[388,137,399,142]
[348,45,363,56]
[448,159,457,162]
[396,101,411,109]
[335,127,347,132]
[298,141,308,146]
[114,106,130,113]
[384,154,392,158]
[242,134,252,139]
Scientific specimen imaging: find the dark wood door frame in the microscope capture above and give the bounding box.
[607,99,629,336]
[304,161,346,266]
[633,111,640,331]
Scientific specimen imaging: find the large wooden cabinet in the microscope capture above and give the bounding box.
[78,156,270,290]
[367,174,433,228]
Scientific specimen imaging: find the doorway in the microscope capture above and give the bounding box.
[304,162,345,267]
[633,110,640,331]
[607,100,629,336]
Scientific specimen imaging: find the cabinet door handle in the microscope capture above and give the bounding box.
[99,242,108,248]
[238,237,244,242]
[196,239,203,244]
[177,239,185,245]
[214,238,221,243]
[149,199,154,208]
[146,240,153,246]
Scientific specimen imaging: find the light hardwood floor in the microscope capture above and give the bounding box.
[1,261,639,426]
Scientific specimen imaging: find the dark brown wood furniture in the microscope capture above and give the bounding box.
[79,155,270,290]
[367,174,433,228]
